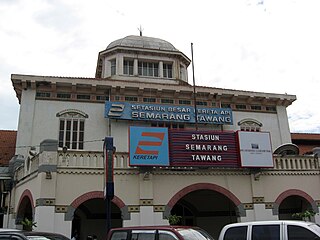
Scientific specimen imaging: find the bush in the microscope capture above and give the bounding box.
[21,218,37,231]
[166,215,182,225]
[292,210,316,221]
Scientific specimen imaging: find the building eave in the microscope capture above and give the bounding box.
[11,74,296,107]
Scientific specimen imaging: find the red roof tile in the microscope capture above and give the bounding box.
[0,130,17,166]
[291,133,320,154]
[291,133,320,141]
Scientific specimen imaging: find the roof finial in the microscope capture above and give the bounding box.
[138,25,143,36]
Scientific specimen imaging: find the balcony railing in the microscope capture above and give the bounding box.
[273,155,319,170]
[56,151,320,171]
[14,151,320,182]
[57,151,130,169]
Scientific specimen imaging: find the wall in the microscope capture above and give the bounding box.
[232,110,291,150]
[18,98,109,158]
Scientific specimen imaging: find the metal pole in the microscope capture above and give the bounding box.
[191,43,198,130]
[104,137,114,235]
[106,195,111,234]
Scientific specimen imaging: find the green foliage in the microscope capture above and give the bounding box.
[166,214,182,225]
[292,209,316,221]
[21,218,37,231]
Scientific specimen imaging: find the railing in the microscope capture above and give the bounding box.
[30,155,39,173]
[57,151,130,169]
[56,152,319,171]
[14,152,320,182]
[273,155,319,170]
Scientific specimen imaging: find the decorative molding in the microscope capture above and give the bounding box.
[128,206,140,212]
[167,183,241,209]
[265,203,274,209]
[56,109,88,118]
[154,205,165,212]
[55,206,68,213]
[36,198,55,206]
[57,169,104,175]
[243,203,253,210]
[153,170,251,176]
[140,199,153,206]
[253,197,264,204]
[238,118,263,127]
[56,168,320,177]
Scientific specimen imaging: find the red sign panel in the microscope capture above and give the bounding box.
[169,129,239,167]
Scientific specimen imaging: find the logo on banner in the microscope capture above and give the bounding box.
[135,132,165,155]
[238,131,273,168]
[107,103,125,117]
[130,127,169,166]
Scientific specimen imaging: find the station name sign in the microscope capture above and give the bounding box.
[105,101,233,125]
[129,127,273,168]
[169,130,239,167]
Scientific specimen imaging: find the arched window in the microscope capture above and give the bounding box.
[238,118,262,132]
[56,110,88,150]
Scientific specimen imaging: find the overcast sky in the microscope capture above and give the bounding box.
[0,0,319,133]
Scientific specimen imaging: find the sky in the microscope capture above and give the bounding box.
[0,0,319,133]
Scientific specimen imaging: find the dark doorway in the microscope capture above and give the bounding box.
[72,198,122,240]
[279,195,313,220]
[16,196,33,230]
[170,189,237,239]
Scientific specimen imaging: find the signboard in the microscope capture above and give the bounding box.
[129,126,169,166]
[169,130,239,167]
[105,101,233,125]
[238,131,273,168]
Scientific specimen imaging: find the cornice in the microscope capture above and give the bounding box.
[56,167,320,177]
[57,168,139,175]
[263,170,320,176]
[11,74,296,107]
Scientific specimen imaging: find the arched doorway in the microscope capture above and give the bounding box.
[16,190,34,230]
[71,193,123,240]
[279,196,314,220]
[276,189,317,221]
[167,184,241,239]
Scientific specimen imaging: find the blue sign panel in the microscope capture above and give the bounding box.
[129,126,169,166]
[105,102,233,125]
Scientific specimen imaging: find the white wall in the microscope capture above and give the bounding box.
[17,96,109,158]
[16,89,36,157]
[232,110,291,150]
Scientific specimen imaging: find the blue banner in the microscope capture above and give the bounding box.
[129,127,169,166]
[105,102,233,125]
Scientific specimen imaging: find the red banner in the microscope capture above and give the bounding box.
[169,129,239,167]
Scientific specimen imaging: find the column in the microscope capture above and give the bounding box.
[250,173,278,221]
[138,172,167,226]
[134,59,138,76]
[117,55,124,75]
[159,61,163,78]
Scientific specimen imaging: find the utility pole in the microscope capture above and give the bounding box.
[104,137,114,234]
[191,43,198,130]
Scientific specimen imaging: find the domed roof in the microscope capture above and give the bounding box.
[107,35,177,51]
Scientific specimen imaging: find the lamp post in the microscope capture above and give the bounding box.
[104,137,114,234]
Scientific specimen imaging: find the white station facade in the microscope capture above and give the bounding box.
[6,35,320,239]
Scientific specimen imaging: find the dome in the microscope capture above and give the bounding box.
[106,35,177,51]
[274,143,299,156]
